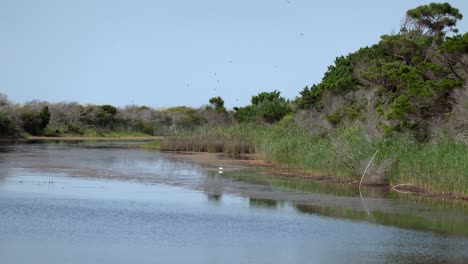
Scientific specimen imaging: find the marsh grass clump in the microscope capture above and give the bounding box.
[161,123,266,154]
[378,138,468,195]
[260,125,376,179]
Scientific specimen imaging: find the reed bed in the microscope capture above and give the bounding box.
[161,123,266,154]
[162,123,468,195]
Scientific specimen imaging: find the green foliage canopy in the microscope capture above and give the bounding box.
[0,113,16,137]
[405,2,463,38]
[208,96,227,113]
[295,54,360,109]
[235,90,292,123]
[21,106,51,136]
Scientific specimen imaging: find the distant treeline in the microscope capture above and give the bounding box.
[0,95,233,137]
[0,90,294,138]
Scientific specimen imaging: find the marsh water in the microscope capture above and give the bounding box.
[0,141,467,264]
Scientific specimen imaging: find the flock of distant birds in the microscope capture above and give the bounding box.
[183,0,304,104]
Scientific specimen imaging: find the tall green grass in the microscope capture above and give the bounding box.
[378,139,468,195]
[161,123,267,154]
[259,124,375,179]
[162,122,468,195]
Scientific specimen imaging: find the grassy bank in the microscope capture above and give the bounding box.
[161,123,468,196]
[139,140,162,150]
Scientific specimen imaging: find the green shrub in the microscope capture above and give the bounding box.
[235,90,292,124]
[66,124,84,135]
[20,106,50,136]
[325,112,343,126]
[320,55,361,93]
[208,96,227,113]
[234,105,257,123]
[0,113,16,137]
[295,85,322,109]
[43,127,61,137]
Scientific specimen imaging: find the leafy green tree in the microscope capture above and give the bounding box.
[235,90,292,123]
[97,104,118,127]
[439,33,468,79]
[405,2,463,38]
[208,96,227,113]
[352,4,463,126]
[252,90,292,123]
[100,105,117,116]
[21,106,51,136]
[0,113,16,137]
[294,54,360,110]
[440,33,468,53]
[39,106,51,130]
[233,105,257,123]
[295,85,321,109]
[166,106,202,131]
[294,3,466,140]
[379,33,432,66]
[320,55,360,93]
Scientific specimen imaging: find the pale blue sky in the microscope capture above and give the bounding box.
[1,0,467,108]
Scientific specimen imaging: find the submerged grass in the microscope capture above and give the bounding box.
[162,123,468,195]
[140,140,161,150]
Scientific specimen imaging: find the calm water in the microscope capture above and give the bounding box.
[0,141,467,264]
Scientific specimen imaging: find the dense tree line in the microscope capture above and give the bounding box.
[293,2,468,142]
[0,94,233,137]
